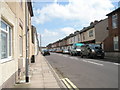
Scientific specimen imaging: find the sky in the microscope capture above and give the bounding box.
[32,0,120,47]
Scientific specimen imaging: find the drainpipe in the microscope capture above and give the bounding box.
[25,0,29,82]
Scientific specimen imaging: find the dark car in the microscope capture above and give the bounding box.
[81,44,104,59]
[42,50,50,56]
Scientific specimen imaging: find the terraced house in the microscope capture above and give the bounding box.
[79,19,108,48]
[0,1,39,89]
[47,19,108,52]
[104,7,120,59]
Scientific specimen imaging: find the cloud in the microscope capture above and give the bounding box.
[41,29,58,37]
[110,0,120,3]
[41,29,59,46]
[32,0,114,24]
[60,27,76,35]
[32,0,115,46]
[41,27,76,46]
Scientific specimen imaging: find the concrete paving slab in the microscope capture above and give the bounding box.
[13,52,63,88]
[44,82,59,88]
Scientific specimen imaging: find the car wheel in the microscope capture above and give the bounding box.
[91,55,95,59]
[72,53,74,56]
[75,53,77,56]
[71,53,73,56]
[100,56,104,59]
[87,53,90,58]
[70,52,73,56]
[81,54,83,58]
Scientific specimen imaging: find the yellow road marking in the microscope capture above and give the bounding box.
[62,78,73,90]
[61,78,79,90]
[65,78,79,90]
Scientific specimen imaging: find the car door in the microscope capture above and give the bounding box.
[81,46,86,55]
[86,46,91,56]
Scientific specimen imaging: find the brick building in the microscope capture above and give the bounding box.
[103,7,120,60]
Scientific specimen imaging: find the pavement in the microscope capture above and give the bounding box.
[13,52,65,88]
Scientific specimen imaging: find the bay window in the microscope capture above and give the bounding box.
[0,20,12,61]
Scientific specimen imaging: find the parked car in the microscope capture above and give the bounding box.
[41,49,50,56]
[80,44,104,59]
[56,49,63,53]
[62,49,70,54]
[48,49,53,52]
[70,43,84,56]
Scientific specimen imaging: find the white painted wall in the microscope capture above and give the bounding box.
[0,2,18,87]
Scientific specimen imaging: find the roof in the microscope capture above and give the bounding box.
[79,19,105,34]
[106,7,120,16]
[79,23,96,33]
[74,31,79,35]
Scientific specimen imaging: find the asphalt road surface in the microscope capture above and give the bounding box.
[45,53,119,88]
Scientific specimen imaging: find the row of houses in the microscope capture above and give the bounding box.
[47,7,120,59]
[0,1,39,89]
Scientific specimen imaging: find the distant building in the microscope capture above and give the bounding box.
[41,47,47,51]
[47,19,108,51]
[79,19,108,46]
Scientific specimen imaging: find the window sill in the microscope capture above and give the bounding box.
[114,49,119,51]
[0,57,13,64]
[19,55,23,57]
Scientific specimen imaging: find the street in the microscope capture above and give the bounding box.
[45,53,119,88]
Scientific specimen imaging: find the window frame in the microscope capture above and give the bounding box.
[89,30,93,37]
[19,36,23,57]
[0,19,12,63]
[83,33,85,40]
[113,36,119,51]
[9,27,12,56]
[112,14,118,29]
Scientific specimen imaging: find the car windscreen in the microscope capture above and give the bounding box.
[95,46,102,49]
[43,50,48,52]
[89,45,101,49]
[76,46,81,49]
